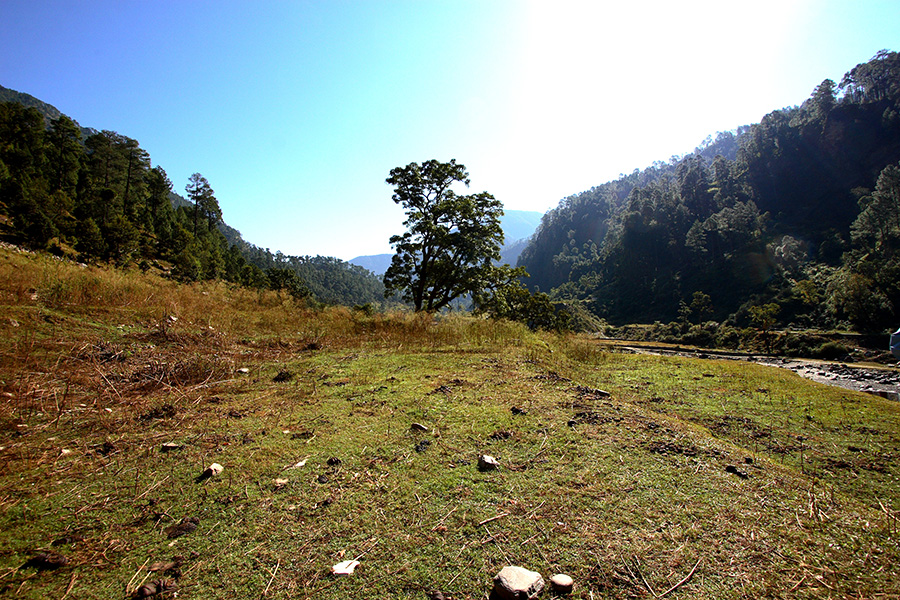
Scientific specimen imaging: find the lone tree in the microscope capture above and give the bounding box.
[383,159,505,312]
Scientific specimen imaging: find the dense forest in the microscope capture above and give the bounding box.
[0,87,385,307]
[519,50,900,333]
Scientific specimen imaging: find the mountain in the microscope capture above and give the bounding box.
[500,209,544,243]
[518,50,900,331]
[349,209,545,276]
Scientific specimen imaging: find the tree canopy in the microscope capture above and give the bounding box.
[383,159,506,312]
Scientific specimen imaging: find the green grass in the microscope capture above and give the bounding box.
[0,248,898,599]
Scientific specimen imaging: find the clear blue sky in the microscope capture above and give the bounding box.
[1,0,898,260]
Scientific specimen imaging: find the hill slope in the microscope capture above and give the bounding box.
[519,51,900,331]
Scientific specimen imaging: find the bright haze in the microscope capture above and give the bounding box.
[2,0,898,260]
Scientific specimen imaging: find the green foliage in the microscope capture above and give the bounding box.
[517,50,900,333]
[266,267,310,300]
[473,268,571,331]
[383,159,506,312]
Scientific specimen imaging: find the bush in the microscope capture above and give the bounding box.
[814,341,850,360]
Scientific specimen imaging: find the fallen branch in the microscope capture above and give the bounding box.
[660,557,701,597]
[431,506,458,531]
[59,571,77,600]
[263,559,280,596]
[477,512,509,527]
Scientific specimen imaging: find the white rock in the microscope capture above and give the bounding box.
[493,566,544,600]
[331,559,360,576]
[204,463,224,477]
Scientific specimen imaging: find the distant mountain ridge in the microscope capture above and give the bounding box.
[350,209,544,276]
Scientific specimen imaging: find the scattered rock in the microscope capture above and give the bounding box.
[549,573,574,594]
[317,474,329,484]
[89,440,116,456]
[160,442,183,453]
[132,578,178,598]
[326,457,342,467]
[493,566,545,600]
[331,559,360,576]
[51,534,84,546]
[410,422,429,432]
[147,556,183,574]
[490,430,512,440]
[414,439,431,453]
[511,407,527,415]
[273,369,294,382]
[165,517,199,539]
[725,465,749,479]
[138,403,177,422]
[478,455,500,471]
[273,478,289,489]
[24,551,68,570]
[236,367,250,374]
[199,463,224,480]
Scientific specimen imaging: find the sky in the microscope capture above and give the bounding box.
[1,1,898,260]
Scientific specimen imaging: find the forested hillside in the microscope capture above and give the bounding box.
[0,86,385,307]
[519,50,900,332]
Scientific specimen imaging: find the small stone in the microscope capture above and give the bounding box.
[160,442,183,453]
[237,367,250,374]
[493,566,544,600]
[274,478,289,489]
[204,463,224,477]
[317,474,329,484]
[725,465,749,479]
[550,573,574,594]
[331,559,360,576]
[410,422,429,432]
[164,517,199,539]
[511,406,527,415]
[273,369,294,383]
[478,454,500,471]
[132,578,177,598]
[326,457,342,467]
[25,551,68,570]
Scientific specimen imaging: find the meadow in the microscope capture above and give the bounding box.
[0,247,897,599]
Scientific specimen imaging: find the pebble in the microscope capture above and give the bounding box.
[550,573,574,594]
[478,454,500,471]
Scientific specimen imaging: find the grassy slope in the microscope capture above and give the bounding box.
[0,247,898,599]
